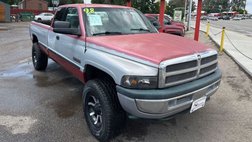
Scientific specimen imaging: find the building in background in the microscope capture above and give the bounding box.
[18,0,48,10]
[0,1,10,22]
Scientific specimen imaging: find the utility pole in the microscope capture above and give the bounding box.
[187,0,192,31]
[184,0,187,23]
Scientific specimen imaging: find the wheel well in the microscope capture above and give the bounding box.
[85,65,115,84]
[32,35,38,43]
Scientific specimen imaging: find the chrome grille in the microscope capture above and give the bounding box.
[159,50,218,88]
[165,71,197,83]
[166,60,197,72]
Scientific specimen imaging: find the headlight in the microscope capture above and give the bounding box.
[121,75,158,89]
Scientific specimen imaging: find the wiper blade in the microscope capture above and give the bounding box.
[93,31,122,36]
[130,28,150,32]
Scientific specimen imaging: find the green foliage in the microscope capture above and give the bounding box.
[91,0,125,5]
[132,0,158,13]
[203,0,231,13]
[91,0,106,4]
[231,0,246,11]
[237,9,247,14]
[90,0,195,16]
[0,0,19,5]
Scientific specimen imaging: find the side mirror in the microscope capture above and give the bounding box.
[53,21,81,36]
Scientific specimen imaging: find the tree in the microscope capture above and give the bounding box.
[203,0,230,13]
[90,0,194,15]
[166,0,185,18]
[1,0,20,5]
[91,0,125,5]
[132,0,158,13]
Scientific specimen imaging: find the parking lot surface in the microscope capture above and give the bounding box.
[0,22,252,142]
[202,19,252,37]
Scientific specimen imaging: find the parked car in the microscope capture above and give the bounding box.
[145,15,185,36]
[208,16,218,21]
[145,14,186,30]
[223,15,230,20]
[34,12,54,22]
[233,16,242,20]
[30,4,221,142]
[218,15,230,20]
[201,16,208,20]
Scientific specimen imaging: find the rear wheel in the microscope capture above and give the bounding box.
[32,43,48,71]
[83,79,126,142]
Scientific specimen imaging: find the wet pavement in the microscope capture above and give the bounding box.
[0,22,252,142]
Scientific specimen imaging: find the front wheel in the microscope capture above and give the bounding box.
[83,79,126,142]
[32,43,48,71]
[37,18,42,22]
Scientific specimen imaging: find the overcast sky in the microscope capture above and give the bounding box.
[83,0,91,4]
[246,0,252,14]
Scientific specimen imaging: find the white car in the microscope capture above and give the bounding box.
[233,16,242,20]
[208,16,218,21]
[34,13,54,21]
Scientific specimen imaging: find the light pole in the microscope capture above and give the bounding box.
[184,0,187,23]
[187,0,193,31]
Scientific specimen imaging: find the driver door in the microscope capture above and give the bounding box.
[48,7,84,68]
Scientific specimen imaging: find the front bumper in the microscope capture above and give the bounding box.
[116,68,221,119]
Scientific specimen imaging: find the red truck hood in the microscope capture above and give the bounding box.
[171,21,185,29]
[87,33,211,64]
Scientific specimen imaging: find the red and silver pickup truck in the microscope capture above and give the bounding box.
[30,4,222,142]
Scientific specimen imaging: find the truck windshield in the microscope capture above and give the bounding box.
[83,8,157,36]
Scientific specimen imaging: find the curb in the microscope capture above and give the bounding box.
[191,26,252,77]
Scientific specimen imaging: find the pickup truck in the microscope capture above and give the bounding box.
[30,4,222,142]
[145,15,185,36]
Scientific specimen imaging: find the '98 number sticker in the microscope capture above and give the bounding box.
[84,8,95,14]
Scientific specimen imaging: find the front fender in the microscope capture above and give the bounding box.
[83,47,159,85]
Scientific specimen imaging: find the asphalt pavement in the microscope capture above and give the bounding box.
[201,19,252,37]
[0,22,252,142]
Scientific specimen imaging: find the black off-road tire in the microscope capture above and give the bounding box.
[83,79,126,142]
[32,43,48,71]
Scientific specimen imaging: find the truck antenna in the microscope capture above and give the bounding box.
[84,0,87,53]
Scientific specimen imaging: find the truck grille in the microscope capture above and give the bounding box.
[159,51,218,88]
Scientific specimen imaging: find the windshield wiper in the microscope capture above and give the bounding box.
[130,28,150,32]
[93,31,122,36]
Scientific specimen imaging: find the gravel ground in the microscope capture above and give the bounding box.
[0,22,251,142]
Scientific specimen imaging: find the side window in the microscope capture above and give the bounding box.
[53,7,80,29]
[54,8,67,22]
[65,8,80,29]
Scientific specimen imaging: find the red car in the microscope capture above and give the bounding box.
[145,15,185,36]
[145,14,186,30]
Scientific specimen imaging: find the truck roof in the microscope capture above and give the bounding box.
[59,4,131,9]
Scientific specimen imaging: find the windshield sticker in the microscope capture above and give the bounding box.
[84,8,95,14]
[88,15,103,26]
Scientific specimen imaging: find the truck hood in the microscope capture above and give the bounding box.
[86,33,212,65]
[171,21,185,29]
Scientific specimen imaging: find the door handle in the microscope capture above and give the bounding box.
[56,35,60,40]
